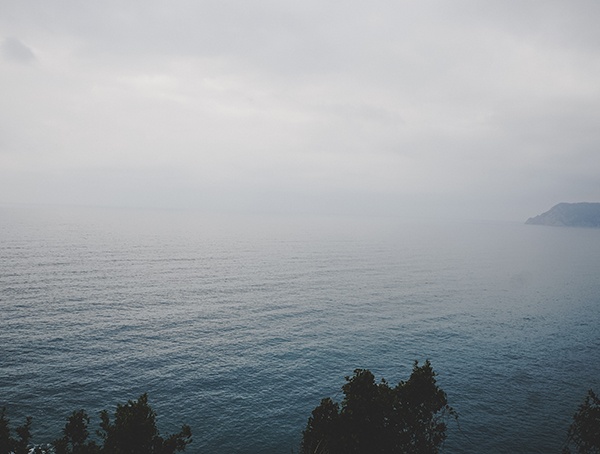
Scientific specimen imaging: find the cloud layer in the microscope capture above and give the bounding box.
[2,1,599,220]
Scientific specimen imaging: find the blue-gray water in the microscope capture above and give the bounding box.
[1,206,599,453]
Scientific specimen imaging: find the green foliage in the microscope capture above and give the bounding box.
[564,390,600,454]
[301,361,455,454]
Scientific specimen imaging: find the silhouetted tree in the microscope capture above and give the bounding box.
[98,393,191,454]
[0,409,39,454]
[13,416,32,454]
[301,361,455,454]
[563,390,600,454]
[302,398,341,454]
[54,410,99,454]
[0,408,12,454]
[2,395,191,454]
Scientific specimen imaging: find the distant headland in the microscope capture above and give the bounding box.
[526,202,600,227]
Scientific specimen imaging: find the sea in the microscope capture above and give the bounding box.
[1,205,599,453]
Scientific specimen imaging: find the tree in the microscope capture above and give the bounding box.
[302,398,341,454]
[0,409,34,454]
[13,416,32,454]
[2,395,191,454]
[1,408,55,454]
[54,410,99,454]
[0,408,12,454]
[301,361,455,454]
[564,390,600,454]
[97,393,191,454]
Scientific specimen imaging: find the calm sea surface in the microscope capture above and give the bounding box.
[1,206,599,453]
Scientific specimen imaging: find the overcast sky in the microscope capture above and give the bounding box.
[1,1,599,221]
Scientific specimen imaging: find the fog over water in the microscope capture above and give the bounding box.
[2,2,600,452]
[1,206,599,453]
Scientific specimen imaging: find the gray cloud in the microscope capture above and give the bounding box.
[1,0,599,220]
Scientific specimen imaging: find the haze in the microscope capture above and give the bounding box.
[2,1,599,221]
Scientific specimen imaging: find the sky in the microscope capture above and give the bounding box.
[1,0,599,221]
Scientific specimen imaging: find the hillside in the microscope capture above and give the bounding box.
[526,202,600,227]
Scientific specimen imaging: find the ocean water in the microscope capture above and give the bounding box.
[1,205,599,453]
